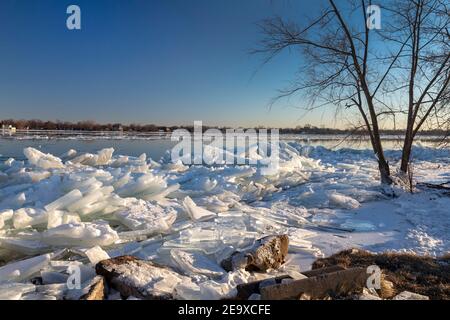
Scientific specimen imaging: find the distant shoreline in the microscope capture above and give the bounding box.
[1,119,449,137]
[0,129,447,142]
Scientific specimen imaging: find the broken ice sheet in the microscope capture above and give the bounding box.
[0,209,14,222]
[70,148,114,167]
[0,253,51,283]
[41,221,119,247]
[44,189,83,212]
[193,195,230,213]
[179,227,219,243]
[0,237,50,255]
[0,192,26,210]
[62,176,103,195]
[23,147,64,170]
[328,192,361,209]
[170,249,225,278]
[116,173,167,198]
[176,269,252,300]
[66,187,113,213]
[182,196,216,222]
[340,219,377,231]
[0,283,36,300]
[84,245,110,264]
[13,208,48,229]
[115,200,177,234]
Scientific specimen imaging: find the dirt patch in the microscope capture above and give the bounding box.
[312,249,450,299]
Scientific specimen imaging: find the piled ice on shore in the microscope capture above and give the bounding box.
[0,142,448,299]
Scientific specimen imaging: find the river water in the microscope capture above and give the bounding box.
[0,134,445,161]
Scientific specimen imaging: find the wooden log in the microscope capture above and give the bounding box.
[260,267,368,300]
[236,266,345,300]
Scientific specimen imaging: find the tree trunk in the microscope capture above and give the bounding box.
[400,118,415,173]
[378,158,392,185]
[366,127,393,185]
[400,136,413,174]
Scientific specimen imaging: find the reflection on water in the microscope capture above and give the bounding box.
[0,134,446,161]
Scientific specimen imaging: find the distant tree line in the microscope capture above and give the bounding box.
[0,119,166,132]
[1,119,448,136]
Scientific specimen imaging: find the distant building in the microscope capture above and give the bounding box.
[112,124,123,131]
[1,124,16,135]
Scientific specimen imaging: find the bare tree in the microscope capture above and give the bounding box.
[255,0,450,184]
[390,0,450,174]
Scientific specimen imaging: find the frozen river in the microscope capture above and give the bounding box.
[0,134,444,162]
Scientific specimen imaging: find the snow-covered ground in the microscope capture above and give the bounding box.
[0,142,449,299]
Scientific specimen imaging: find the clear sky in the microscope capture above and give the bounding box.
[0,0,344,128]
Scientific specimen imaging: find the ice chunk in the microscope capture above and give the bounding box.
[115,201,177,233]
[66,187,113,212]
[95,148,114,166]
[26,170,52,183]
[0,254,51,283]
[45,189,83,212]
[77,201,111,216]
[13,208,48,229]
[70,148,114,166]
[70,153,93,165]
[113,172,131,189]
[23,148,64,169]
[0,237,50,255]
[60,149,77,160]
[182,196,216,222]
[392,291,429,300]
[179,227,219,243]
[62,176,103,194]
[0,283,36,300]
[196,196,230,212]
[170,249,225,278]
[47,211,80,228]
[111,156,129,167]
[35,283,67,299]
[0,192,26,210]
[141,183,180,201]
[1,209,14,222]
[117,173,167,198]
[107,241,143,258]
[21,292,57,300]
[84,246,110,264]
[173,281,202,300]
[41,221,119,247]
[328,192,360,209]
[193,270,251,300]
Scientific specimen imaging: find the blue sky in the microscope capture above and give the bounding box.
[0,0,342,128]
